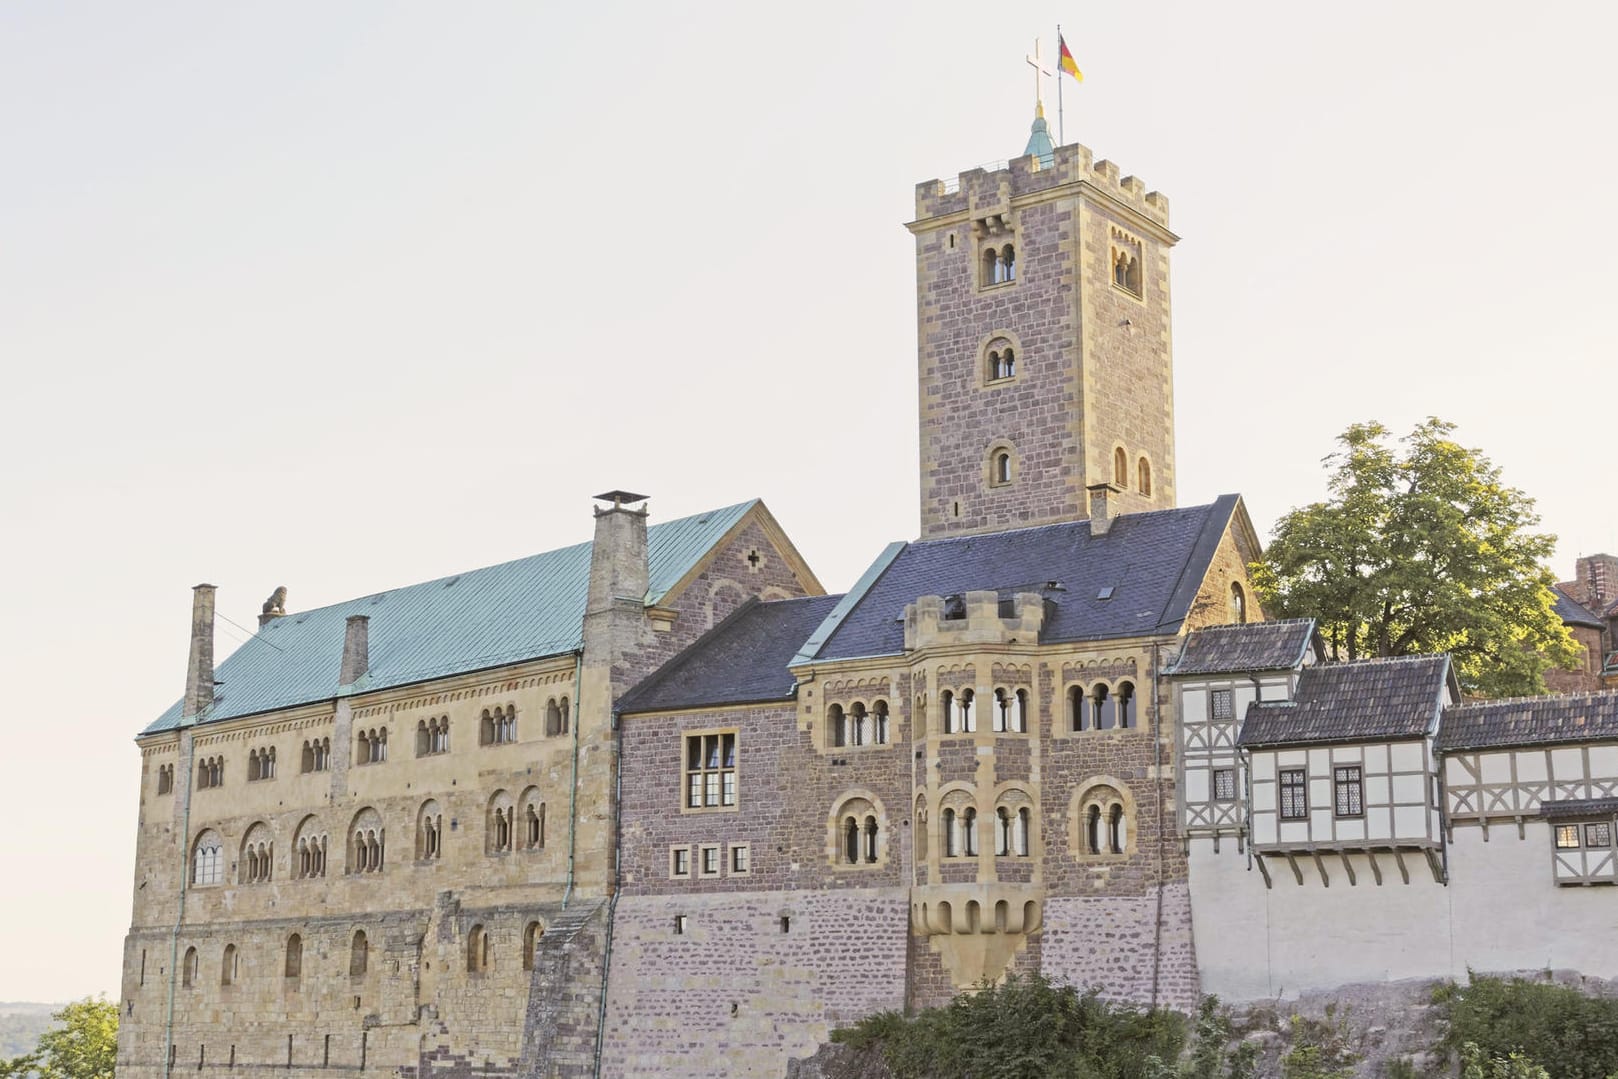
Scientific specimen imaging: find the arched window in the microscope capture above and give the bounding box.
[1086,804,1102,855]
[1138,457,1152,496]
[829,704,846,747]
[192,830,223,886]
[221,943,238,986]
[914,797,928,862]
[959,689,976,733]
[1016,807,1031,857]
[962,807,979,856]
[1091,684,1114,730]
[941,690,956,734]
[1109,804,1126,854]
[467,925,490,973]
[1001,243,1016,281]
[156,764,174,795]
[488,791,514,854]
[294,815,328,879]
[873,700,890,745]
[239,823,273,884]
[1125,255,1141,294]
[996,807,1013,855]
[1117,681,1137,729]
[284,934,302,979]
[521,787,545,850]
[863,816,878,863]
[843,817,859,864]
[248,749,261,782]
[1114,249,1129,288]
[850,702,868,746]
[982,248,999,285]
[546,699,562,737]
[182,946,197,988]
[522,921,545,971]
[943,808,958,857]
[994,451,1011,485]
[417,800,443,861]
[1114,446,1128,486]
[1230,583,1248,624]
[350,930,369,977]
[348,808,384,875]
[1068,685,1085,732]
[557,698,570,735]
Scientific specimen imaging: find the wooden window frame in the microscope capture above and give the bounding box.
[1333,765,1364,819]
[682,729,738,812]
[1279,768,1308,820]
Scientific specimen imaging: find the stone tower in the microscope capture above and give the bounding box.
[909,112,1179,538]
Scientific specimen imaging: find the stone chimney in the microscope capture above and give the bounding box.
[1087,482,1122,537]
[339,614,370,688]
[1579,554,1618,609]
[182,584,217,722]
[586,490,651,617]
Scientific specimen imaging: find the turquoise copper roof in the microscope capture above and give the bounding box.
[141,500,759,735]
[1023,106,1054,160]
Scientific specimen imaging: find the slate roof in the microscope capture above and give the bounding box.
[1553,587,1607,630]
[1237,655,1451,748]
[804,496,1245,662]
[616,595,844,715]
[143,501,760,735]
[1435,691,1618,753]
[1166,619,1317,677]
[1540,797,1618,820]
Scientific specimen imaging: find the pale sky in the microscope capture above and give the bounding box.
[1,2,1613,1002]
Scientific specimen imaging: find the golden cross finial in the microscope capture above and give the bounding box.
[1025,38,1052,113]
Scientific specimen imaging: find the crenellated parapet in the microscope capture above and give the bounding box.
[913,142,1171,231]
[904,591,1047,651]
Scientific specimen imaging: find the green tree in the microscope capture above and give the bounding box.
[1251,418,1580,697]
[0,998,116,1079]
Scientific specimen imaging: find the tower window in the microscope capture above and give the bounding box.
[1138,457,1152,497]
[981,242,1017,287]
[1111,229,1144,298]
[995,452,1011,485]
[1230,583,1248,625]
[987,346,1016,381]
[1113,447,1128,486]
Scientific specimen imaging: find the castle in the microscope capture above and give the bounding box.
[116,110,1618,1079]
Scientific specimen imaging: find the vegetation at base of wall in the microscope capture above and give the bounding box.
[0,998,116,1079]
[1250,417,1580,698]
[831,976,1274,1079]
[1435,973,1618,1079]
[1275,1005,1358,1079]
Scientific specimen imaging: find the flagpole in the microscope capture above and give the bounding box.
[1056,23,1065,145]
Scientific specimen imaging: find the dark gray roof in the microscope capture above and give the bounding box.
[1237,655,1451,747]
[617,595,843,714]
[1554,587,1607,630]
[1167,619,1316,677]
[1541,797,1618,820]
[806,496,1244,662]
[1436,691,1618,752]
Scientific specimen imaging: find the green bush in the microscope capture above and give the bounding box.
[1439,973,1618,1079]
[831,974,1188,1079]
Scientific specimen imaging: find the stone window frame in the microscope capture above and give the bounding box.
[191,829,224,886]
[347,806,386,875]
[1068,778,1137,861]
[938,684,979,736]
[828,697,892,750]
[519,786,546,851]
[156,763,174,795]
[301,737,332,773]
[543,696,571,738]
[977,235,1018,291]
[989,686,1031,734]
[829,790,889,869]
[356,726,388,765]
[486,789,515,855]
[416,799,444,862]
[986,441,1017,489]
[196,755,224,790]
[979,330,1025,389]
[293,814,329,879]
[522,921,545,971]
[1137,454,1154,498]
[1112,445,1129,487]
[479,703,519,746]
[937,787,978,860]
[239,822,274,885]
[247,746,277,781]
[669,845,692,879]
[416,715,451,757]
[1061,678,1141,734]
[994,786,1036,858]
[698,843,723,878]
[1109,226,1145,301]
[728,842,751,876]
[681,728,739,814]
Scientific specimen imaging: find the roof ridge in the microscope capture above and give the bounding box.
[255,499,759,625]
[1448,689,1618,712]
[1322,653,1448,668]
[1191,617,1314,634]
[901,498,1228,549]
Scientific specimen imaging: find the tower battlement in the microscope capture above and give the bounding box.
[914,142,1170,229]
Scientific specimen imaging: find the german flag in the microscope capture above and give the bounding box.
[1058,34,1083,82]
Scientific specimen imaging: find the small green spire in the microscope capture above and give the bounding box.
[1023,102,1054,160]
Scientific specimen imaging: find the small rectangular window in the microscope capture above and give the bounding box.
[699,845,721,877]
[729,844,750,875]
[1585,822,1612,848]
[1333,765,1363,818]
[670,847,691,878]
[1279,768,1308,820]
[1212,768,1236,802]
[1555,824,1581,850]
[673,915,688,935]
[1210,689,1234,721]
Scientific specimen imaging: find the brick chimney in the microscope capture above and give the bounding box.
[339,614,370,688]
[1087,482,1122,536]
[182,584,217,722]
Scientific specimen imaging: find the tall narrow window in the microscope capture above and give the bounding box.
[943,808,958,857]
[1091,684,1114,730]
[873,700,889,745]
[995,452,1011,485]
[522,922,544,971]
[844,817,859,865]
[1086,805,1101,854]
[284,934,302,979]
[996,807,1012,855]
[830,704,846,747]
[1068,686,1085,732]
[182,947,197,988]
[221,944,238,986]
[1015,807,1030,856]
[684,732,737,809]
[1333,766,1364,818]
[863,816,879,863]
[1279,768,1308,820]
[1230,583,1248,625]
[1114,447,1128,486]
[959,689,976,733]
[850,703,868,746]
[941,691,956,734]
[349,931,368,977]
[1001,243,1016,281]
[467,925,489,973]
[962,807,979,856]
[1116,682,1136,729]
[1138,457,1152,497]
[1108,805,1126,854]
